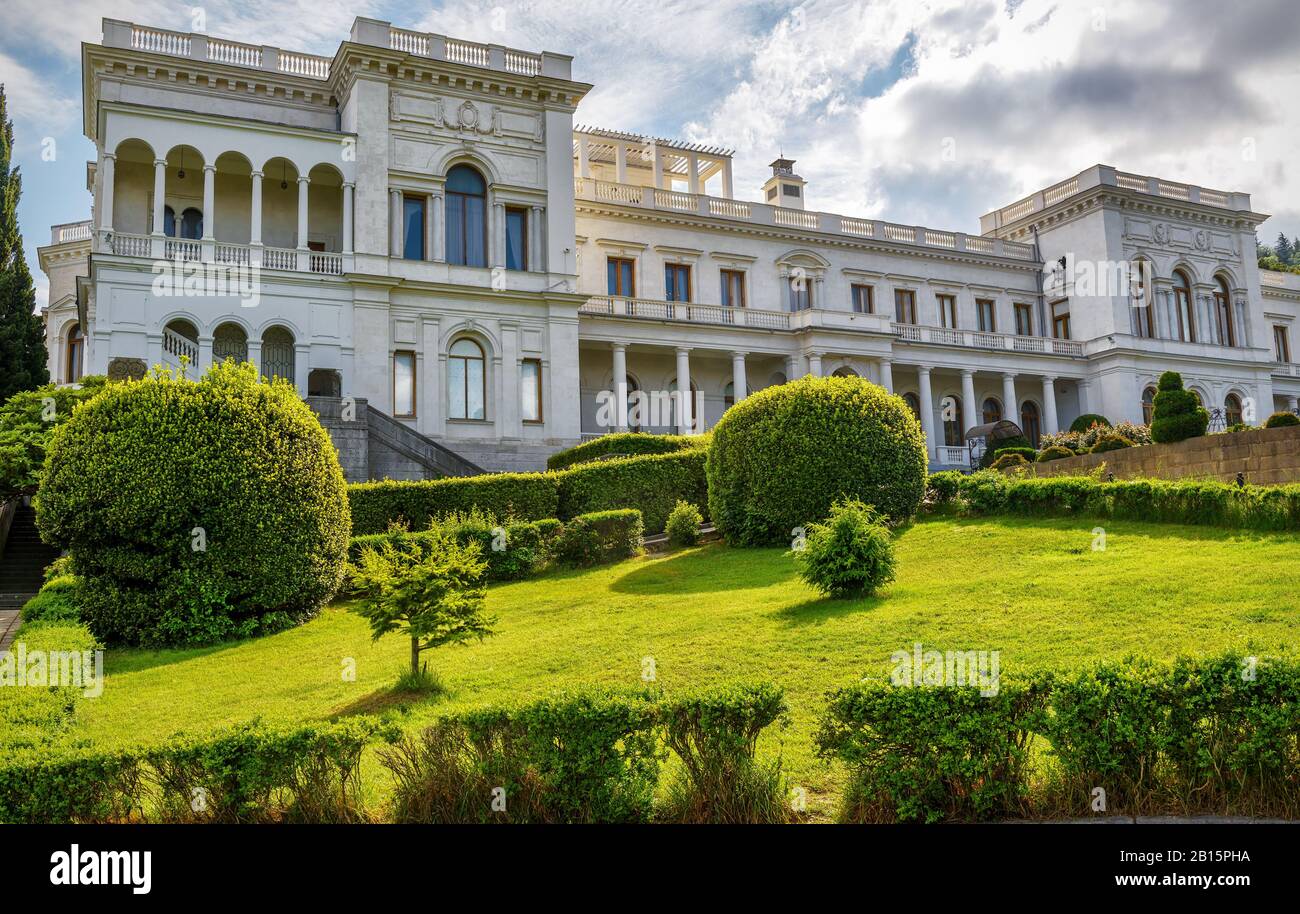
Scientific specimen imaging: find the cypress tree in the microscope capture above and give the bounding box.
[0,83,50,401]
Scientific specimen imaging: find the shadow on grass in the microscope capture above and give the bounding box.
[328,683,448,719]
[773,593,885,627]
[609,543,794,595]
[913,512,1294,544]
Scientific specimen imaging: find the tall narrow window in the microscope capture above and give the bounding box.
[179,207,203,240]
[65,323,84,383]
[448,338,486,420]
[665,263,692,302]
[521,358,542,423]
[1173,270,1196,342]
[894,289,917,324]
[393,350,416,417]
[1141,386,1156,424]
[721,270,746,308]
[976,299,996,332]
[981,397,1002,424]
[943,395,963,446]
[163,205,176,237]
[445,165,487,267]
[1051,300,1071,339]
[607,257,635,297]
[788,275,812,311]
[1014,302,1033,336]
[937,294,957,328]
[1275,325,1291,363]
[403,195,426,261]
[852,284,874,314]
[1133,262,1154,338]
[1225,393,1243,427]
[505,206,528,271]
[903,392,921,421]
[1021,401,1041,446]
[1214,277,1235,347]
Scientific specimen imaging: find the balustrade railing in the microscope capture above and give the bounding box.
[104,233,343,275]
[891,322,1085,357]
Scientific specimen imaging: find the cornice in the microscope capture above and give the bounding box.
[999,186,1267,243]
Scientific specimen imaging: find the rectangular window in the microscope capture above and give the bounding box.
[446,192,487,267]
[521,358,542,423]
[665,263,692,302]
[1014,302,1034,336]
[1276,325,1291,363]
[402,196,426,261]
[1214,290,1235,347]
[1051,300,1071,339]
[607,257,635,297]
[789,276,812,311]
[393,350,416,417]
[976,298,996,332]
[937,294,957,328]
[894,289,916,324]
[851,284,874,314]
[720,270,746,308]
[505,207,528,271]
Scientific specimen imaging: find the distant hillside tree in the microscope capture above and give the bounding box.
[0,84,49,401]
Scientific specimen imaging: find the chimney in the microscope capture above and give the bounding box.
[762,157,807,210]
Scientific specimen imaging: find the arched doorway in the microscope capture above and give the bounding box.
[1021,401,1041,445]
[261,326,295,384]
[65,323,84,383]
[212,322,249,364]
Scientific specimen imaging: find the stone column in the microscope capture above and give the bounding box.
[1041,375,1059,436]
[296,175,311,271]
[531,205,544,271]
[430,192,444,262]
[99,153,116,233]
[676,347,693,434]
[250,171,264,245]
[1289,396,1298,414]
[612,342,628,431]
[1002,373,1018,423]
[807,352,823,377]
[731,351,747,402]
[201,164,216,240]
[687,152,700,195]
[917,366,937,461]
[721,159,734,198]
[491,202,505,268]
[577,134,591,178]
[342,182,354,254]
[615,143,628,183]
[423,191,435,261]
[151,158,167,245]
[389,189,402,256]
[879,359,893,393]
[1078,378,1091,415]
[960,369,977,440]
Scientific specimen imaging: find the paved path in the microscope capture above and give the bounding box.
[0,608,19,653]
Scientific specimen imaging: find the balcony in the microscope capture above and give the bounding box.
[106,233,345,276]
[1273,363,1300,380]
[573,178,1038,262]
[50,220,93,245]
[891,322,1085,357]
[580,296,791,329]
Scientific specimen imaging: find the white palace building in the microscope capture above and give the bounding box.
[37,16,1300,475]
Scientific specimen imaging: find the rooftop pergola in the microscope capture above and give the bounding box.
[574,126,735,197]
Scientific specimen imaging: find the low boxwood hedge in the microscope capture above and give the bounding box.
[546,432,708,471]
[349,472,559,535]
[556,450,707,534]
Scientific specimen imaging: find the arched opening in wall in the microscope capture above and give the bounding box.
[1189,388,1204,408]
[1132,258,1155,338]
[212,322,249,364]
[65,323,84,383]
[109,139,156,236]
[307,163,344,253]
[161,145,204,238]
[163,205,176,237]
[448,338,487,420]
[212,151,253,251]
[446,164,488,267]
[942,395,963,447]
[831,366,858,378]
[163,319,199,369]
[1214,275,1236,347]
[767,371,787,388]
[261,326,296,385]
[1142,386,1156,424]
[1173,269,1196,342]
[262,157,302,251]
[1021,400,1041,445]
[903,392,922,423]
[179,207,203,240]
[308,369,342,398]
[982,397,1002,424]
[1225,392,1243,427]
[723,381,735,408]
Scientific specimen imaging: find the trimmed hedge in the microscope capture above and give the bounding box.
[707,376,928,546]
[0,621,99,754]
[1089,433,1134,454]
[349,472,558,535]
[19,575,80,625]
[546,432,708,471]
[1036,445,1075,462]
[348,515,556,583]
[1150,370,1208,443]
[979,436,1034,468]
[36,362,350,647]
[1068,413,1110,433]
[926,471,1300,531]
[557,450,706,534]
[554,509,644,566]
[1265,411,1300,429]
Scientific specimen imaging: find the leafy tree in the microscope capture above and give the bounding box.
[1276,233,1295,266]
[0,84,48,401]
[0,376,104,501]
[351,532,496,683]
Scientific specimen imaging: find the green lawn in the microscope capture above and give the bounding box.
[63,515,1300,814]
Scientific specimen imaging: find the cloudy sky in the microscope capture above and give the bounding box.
[4,0,1299,307]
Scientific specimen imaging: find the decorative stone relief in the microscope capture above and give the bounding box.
[107,357,147,381]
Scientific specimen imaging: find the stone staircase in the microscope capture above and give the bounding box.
[306,396,486,482]
[0,500,59,611]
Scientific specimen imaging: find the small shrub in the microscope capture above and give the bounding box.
[926,471,962,504]
[1036,445,1075,463]
[990,452,1030,471]
[1089,434,1135,454]
[793,499,896,599]
[1150,370,1208,443]
[555,509,643,566]
[1265,411,1300,429]
[1069,414,1111,433]
[665,500,703,547]
[546,432,708,470]
[18,587,80,626]
[979,436,1034,468]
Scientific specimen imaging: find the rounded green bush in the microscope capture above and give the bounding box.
[665,500,703,547]
[37,361,350,646]
[1069,413,1111,433]
[1090,434,1135,454]
[794,499,896,599]
[1036,445,1075,462]
[706,376,927,546]
[978,435,1032,468]
[1150,371,1208,444]
[990,452,1030,471]
[1264,411,1300,429]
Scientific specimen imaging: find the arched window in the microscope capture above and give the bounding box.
[1132,259,1155,338]
[65,323,84,383]
[1021,401,1041,446]
[724,381,735,408]
[622,375,641,431]
[768,372,788,387]
[179,207,203,240]
[261,326,295,384]
[1215,276,1236,347]
[449,338,486,420]
[982,397,1002,424]
[943,395,963,447]
[831,366,858,377]
[1173,270,1196,342]
[903,392,922,422]
[445,165,487,267]
[1190,388,1204,407]
[163,205,177,238]
[1225,392,1243,427]
[308,369,342,398]
[212,322,249,364]
[1141,386,1156,425]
